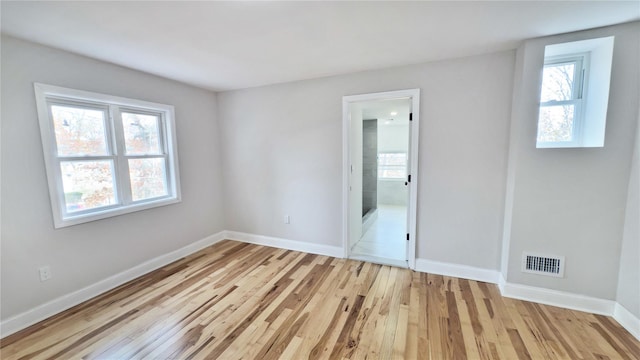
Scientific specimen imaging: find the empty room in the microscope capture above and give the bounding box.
[1,1,639,359]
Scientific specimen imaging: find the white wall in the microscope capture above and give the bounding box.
[0,36,224,320]
[503,22,640,300]
[617,106,640,318]
[378,124,409,153]
[218,50,514,270]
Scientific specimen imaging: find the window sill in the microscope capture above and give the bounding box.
[53,196,181,228]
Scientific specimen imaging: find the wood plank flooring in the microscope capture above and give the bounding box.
[2,240,639,359]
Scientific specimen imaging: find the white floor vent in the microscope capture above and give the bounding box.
[522,252,565,278]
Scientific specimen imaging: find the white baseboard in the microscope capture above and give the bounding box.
[0,231,226,339]
[498,273,506,291]
[414,258,500,284]
[500,281,615,316]
[224,230,343,258]
[614,303,640,341]
[500,281,640,340]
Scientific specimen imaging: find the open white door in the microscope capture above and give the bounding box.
[342,89,420,269]
[404,103,413,264]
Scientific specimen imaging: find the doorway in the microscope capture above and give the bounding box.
[342,89,420,269]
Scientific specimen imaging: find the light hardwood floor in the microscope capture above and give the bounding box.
[2,240,639,359]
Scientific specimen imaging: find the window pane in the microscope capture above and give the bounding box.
[537,105,575,142]
[122,112,162,155]
[60,161,116,213]
[378,153,407,179]
[379,153,407,165]
[540,63,575,102]
[380,168,406,179]
[129,158,168,201]
[51,105,108,156]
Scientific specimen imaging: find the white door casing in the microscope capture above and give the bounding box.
[342,88,420,269]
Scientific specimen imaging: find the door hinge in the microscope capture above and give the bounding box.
[407,174,411,183]
[406,233,410,241]
[409,112,413,121]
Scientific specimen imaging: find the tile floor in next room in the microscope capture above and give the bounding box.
[352,205,407,264]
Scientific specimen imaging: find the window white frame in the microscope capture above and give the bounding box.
[536,36,614,149]
[537,53,590,148]
[34,83,181,228]
[378,152,407,180]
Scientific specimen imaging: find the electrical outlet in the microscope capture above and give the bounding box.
[284,215,290,224]
[39,266,52,282]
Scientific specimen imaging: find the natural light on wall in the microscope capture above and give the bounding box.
[536,36,614,148]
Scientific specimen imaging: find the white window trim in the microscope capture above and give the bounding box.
[537,53,590,148]
[536,36,614,149]
[34,83,182,228]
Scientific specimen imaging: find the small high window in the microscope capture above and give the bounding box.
[537,54,587,144]
[536,36,614,148]
[35,83,181,228]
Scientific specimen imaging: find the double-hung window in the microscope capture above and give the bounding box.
[35,83,181,228]
[537,54,588,147]
[536,36,614,148]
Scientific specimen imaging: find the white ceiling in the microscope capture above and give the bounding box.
[2,1,638,92]
[362,98,411,125]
